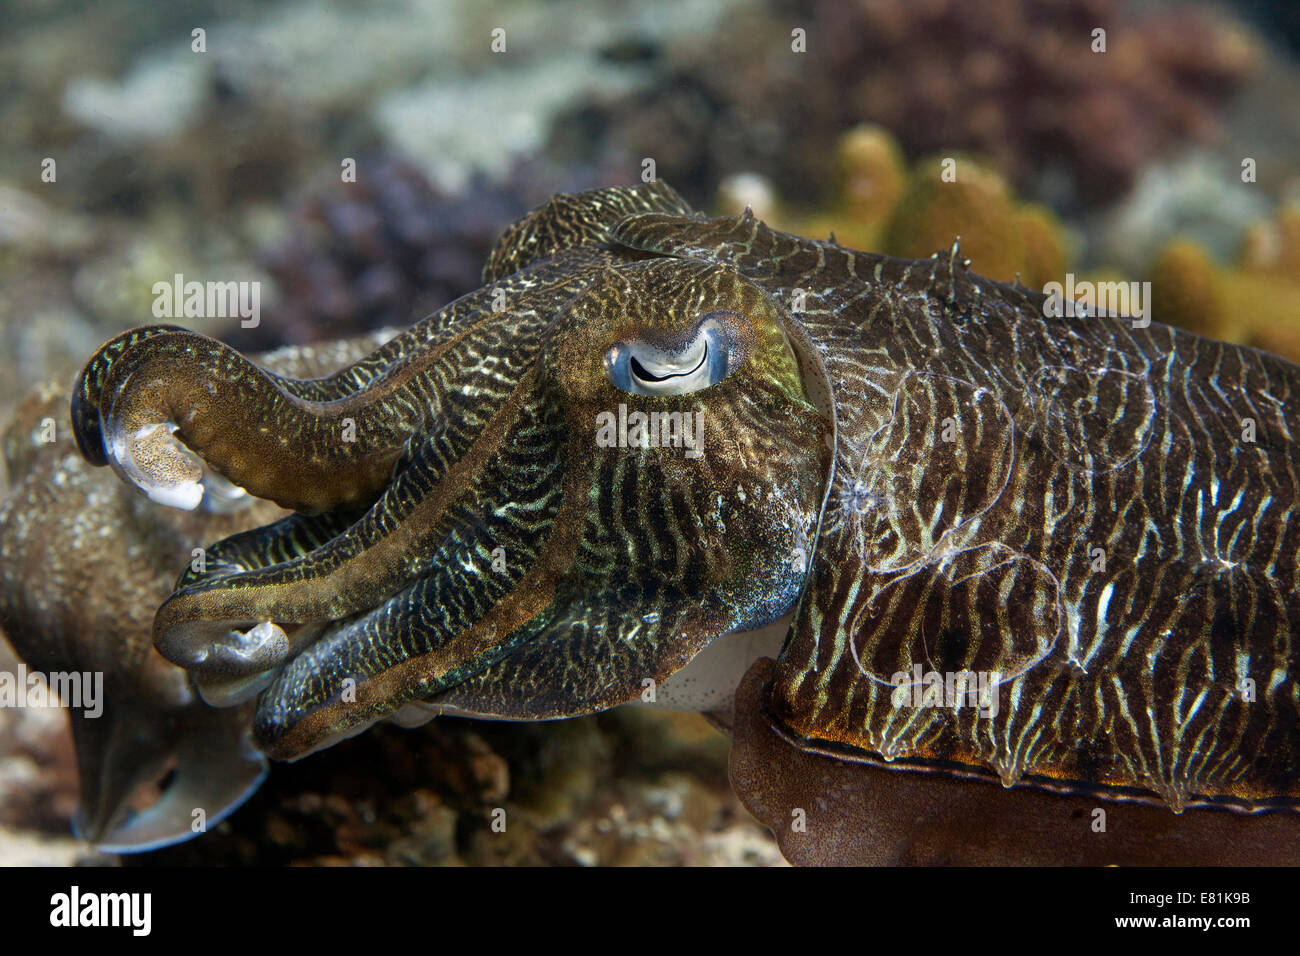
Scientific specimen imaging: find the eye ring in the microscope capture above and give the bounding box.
[605,315,737,396]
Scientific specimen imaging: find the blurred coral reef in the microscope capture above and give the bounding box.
[552,0,1260,208]
[242,156,609,350]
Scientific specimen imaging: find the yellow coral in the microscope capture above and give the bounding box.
[1014,204,1068,292]
[1228,272,1300,360]
[833,125,905,236]
[713,130,1068,289]
[1148,224,1300,363]
[753,125,908,252]
[1149,241,1227,341]
[882,153,1066,289]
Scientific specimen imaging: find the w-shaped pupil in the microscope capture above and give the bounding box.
[630,345,707,382]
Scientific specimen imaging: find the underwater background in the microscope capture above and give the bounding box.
[0,0,1298,865]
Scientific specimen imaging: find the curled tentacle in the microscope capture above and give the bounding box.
[77,328,427,512]
[71,256,606,515]
[72,325,190,466]
[72,324,412,466]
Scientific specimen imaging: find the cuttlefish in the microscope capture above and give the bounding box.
[21,181,1300,862]
[0,334,392,851]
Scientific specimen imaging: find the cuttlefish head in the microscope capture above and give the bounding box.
[73,255,834,761]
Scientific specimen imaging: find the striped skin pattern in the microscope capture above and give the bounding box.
[71,181,1300,818]
[615,209,1300,813]
[71,182,831,760]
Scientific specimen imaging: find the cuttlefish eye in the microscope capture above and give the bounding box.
[604,313,737,396]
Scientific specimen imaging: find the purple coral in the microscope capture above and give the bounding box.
[245,156,606,349]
